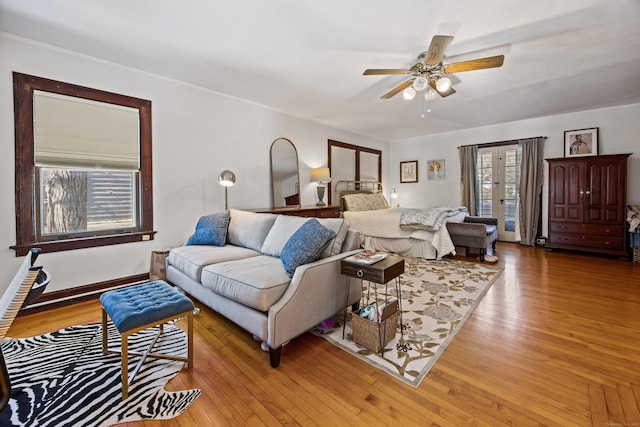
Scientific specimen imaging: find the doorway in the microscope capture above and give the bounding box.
[476,145,521,242]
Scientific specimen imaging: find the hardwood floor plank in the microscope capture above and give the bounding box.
[618,384,640,424]
[7,242,640,426]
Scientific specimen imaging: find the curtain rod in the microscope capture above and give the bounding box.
[457,136,547,149]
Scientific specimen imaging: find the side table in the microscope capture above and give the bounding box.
[340,255,405,355]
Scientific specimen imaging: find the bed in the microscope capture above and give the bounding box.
[335,181,468,260]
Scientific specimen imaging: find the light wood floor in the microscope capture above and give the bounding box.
[8,243,640,426]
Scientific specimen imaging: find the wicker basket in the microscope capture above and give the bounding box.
[352,300,399,353]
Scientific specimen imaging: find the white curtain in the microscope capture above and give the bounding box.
[518,137,545,246]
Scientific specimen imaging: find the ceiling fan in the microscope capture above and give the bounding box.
[363,35,504,100]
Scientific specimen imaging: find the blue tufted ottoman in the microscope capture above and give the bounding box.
[100,280,195,399]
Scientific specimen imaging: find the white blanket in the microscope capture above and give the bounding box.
[399,206,469,231]
[342,208,466,260]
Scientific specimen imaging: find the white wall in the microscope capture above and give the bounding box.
[0,34,387,294]
[388,104,640,235]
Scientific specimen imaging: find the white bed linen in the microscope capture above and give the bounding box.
[343,208,463,260]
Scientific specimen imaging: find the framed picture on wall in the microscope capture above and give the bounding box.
[564,127,598,157]
[427,159,445,181]
[400,160,418,183]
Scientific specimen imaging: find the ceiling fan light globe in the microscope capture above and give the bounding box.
[403,87,416,100]
[412,76,428,91]
[436,77,451,92]
[424,88,438,101]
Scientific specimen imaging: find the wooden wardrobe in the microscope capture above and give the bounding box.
[546,153,631,257]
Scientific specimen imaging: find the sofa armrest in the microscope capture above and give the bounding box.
[266,249,362,348]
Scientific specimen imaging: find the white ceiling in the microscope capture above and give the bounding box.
[2,0,640,142]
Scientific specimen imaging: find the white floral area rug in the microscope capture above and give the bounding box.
[312,257,503,388]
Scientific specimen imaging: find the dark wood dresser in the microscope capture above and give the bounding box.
[546,153,630,257]
[255,205,341,218]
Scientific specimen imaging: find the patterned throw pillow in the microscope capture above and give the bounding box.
[343,193,389,211]
[280,218,336,277]
[186,211,230,246]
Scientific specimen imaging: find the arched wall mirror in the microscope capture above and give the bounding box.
[270,138,300,208]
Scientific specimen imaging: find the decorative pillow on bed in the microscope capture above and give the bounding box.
[368,192,390,210]
[186,210,230,246]
[280,218,336,277]
[343,193,389,211]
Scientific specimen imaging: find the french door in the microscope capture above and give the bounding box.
[476,145,522,242]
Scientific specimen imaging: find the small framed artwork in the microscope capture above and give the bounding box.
[400,160,418,183]
[564,127,598,157]
[427,159,445,181]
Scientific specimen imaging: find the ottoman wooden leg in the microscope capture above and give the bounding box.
[122,333,129,399]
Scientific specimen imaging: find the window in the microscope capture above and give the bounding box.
[11,72,155,256]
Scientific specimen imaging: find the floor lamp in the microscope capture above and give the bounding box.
[218,170,236,210]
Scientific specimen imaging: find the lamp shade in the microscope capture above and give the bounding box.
[310,167,330,183]
[218,170,236,187]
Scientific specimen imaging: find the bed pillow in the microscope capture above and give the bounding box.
[343,193,389,211]
[280,219,336,277]
[186,211,230,246]
[368,192,390,210]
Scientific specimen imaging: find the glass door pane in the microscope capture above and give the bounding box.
[476,145,521,242]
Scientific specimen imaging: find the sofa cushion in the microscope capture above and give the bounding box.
[261,216,350,259]
[260,215,308,257]
[228,209,277,252]
[168,245,261,282]
[201,255,291,312]
[186,210,230,246]
[316,218,350,257]
[280,218,336,277]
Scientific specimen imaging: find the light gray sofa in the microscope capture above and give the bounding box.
[166,209,362,367]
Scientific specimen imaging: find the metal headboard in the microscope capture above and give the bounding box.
[333,180,383,210]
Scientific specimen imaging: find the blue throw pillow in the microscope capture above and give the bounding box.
[280,218,337,277]
[186,211,230,246]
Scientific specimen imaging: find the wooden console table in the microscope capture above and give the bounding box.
[254,205,341,218]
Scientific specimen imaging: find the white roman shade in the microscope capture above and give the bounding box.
[34,91,140,170]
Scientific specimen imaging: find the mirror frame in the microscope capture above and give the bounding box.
[328,139,382,205]
[270,138,300,209]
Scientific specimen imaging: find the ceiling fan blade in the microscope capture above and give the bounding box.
[443,55,505,73]
[424,35,454,65]
[363,69,411,75]
[381,79,414,99]
[429,80,456,97]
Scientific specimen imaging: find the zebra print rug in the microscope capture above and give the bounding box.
[0,322,201,426]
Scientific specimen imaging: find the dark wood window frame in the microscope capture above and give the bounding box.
[11,72,155,256]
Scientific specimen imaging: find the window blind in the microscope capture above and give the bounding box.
[34,91,139,170]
